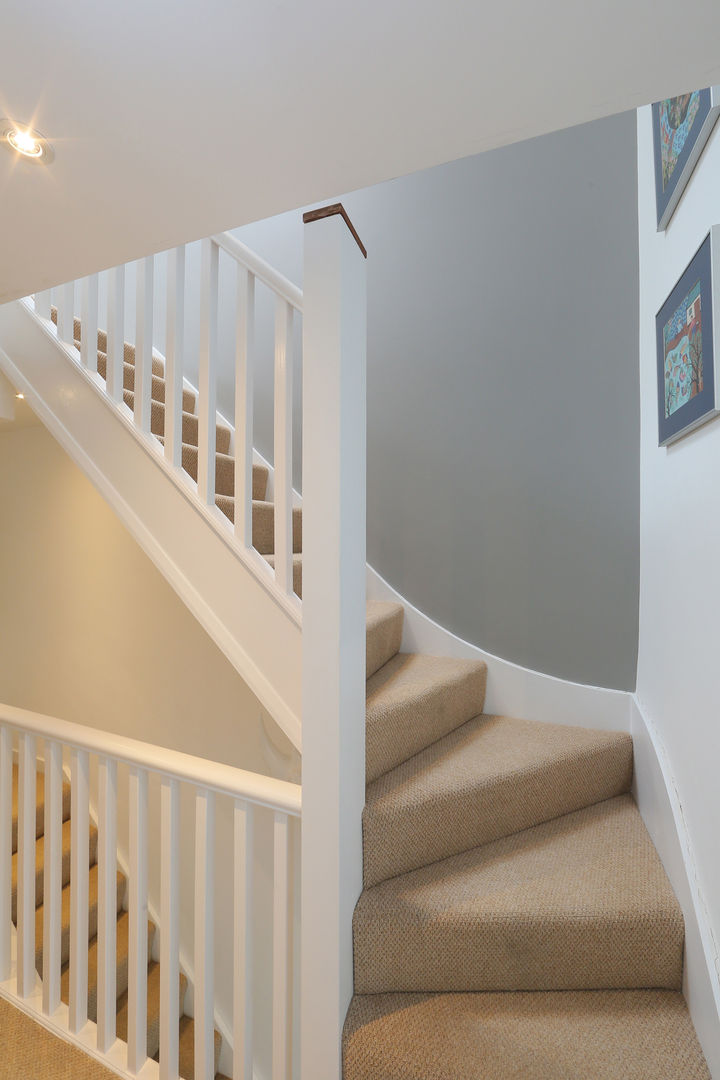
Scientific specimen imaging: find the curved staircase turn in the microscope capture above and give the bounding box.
[348,603,710,1079]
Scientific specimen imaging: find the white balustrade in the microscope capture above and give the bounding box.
[198,238,219,506]
[135,256,154,434]
[42,739,63,1016]
[69,747,90,1032]
[81,274,99,374]
[234,268,255,548]
[273,299,294,596]
[0,701,300,1080]
[57,282,75,345]
[0,725,11,982]
[107,265,126,403]
[164,247,185,469]
[17,731,36,998]
[34,290,52,320]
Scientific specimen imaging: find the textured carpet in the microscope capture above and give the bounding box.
[0,996,120,1080]
[345,602,709,1076]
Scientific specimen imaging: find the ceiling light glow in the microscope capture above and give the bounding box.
[8,128,42,157]
[1,120,54,164]
[15,393,24,400]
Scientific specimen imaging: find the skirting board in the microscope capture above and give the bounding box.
[631,695,720,1077]
[367,565,631,733]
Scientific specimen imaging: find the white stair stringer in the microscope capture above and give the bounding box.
[0,297,302,751]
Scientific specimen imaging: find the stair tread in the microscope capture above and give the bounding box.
[177,1014,222,1080]
[36,866,124,974]
[116,961,188,1060]
[156,438,269,500]
[264,552,303,597]
[343,989,711,1080]
[366,602,404,679]
[12,817,98,920]
[11,764,71,853]
[215,495,303,553]
[363,714,633,886]
[365,652,487,783]
[91,350,196,413]
[353,794,684,994]
[59,911,155,1022]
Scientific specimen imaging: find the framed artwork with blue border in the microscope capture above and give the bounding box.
[656,228,720,446]
[653,89,720,231]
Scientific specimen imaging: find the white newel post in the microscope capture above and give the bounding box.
[300,205,367,1080]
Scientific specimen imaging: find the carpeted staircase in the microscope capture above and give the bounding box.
[9,765,228,1079]
[346,602,710,1078]
[47,308,711,1077]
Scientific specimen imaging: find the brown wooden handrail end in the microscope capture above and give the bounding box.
[302,203,367,259]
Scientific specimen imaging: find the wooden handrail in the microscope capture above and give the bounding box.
[303,203,367,259]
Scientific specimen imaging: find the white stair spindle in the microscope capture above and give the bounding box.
[107,265,126,403]
[233,800,254,1080]
[81,274,100,374]
[69,748,90,1032]
[0,726,11,981]
[97,756,118,1052]
[57,282,75,345]
[165,247,185,469]
[301,206,368,1079]
[34,290,52,320]
[273,298,294,593]
[194,788,215,1080]
[198,238,219,505]
[234,268,255,547]
[127,766,148,1073]
[272,811,290,1080]
[42,739,63,1015]
[135,256,154,434]
[16,732,36,998]
[160,778,180,1080]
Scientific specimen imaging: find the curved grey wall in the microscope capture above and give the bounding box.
[223,112,640,690]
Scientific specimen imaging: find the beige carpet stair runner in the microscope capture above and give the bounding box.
[48,309,710,1076]
[9,765,227,1080]
[347,602,710,1078]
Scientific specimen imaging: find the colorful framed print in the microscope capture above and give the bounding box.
[653,88,720,231]
[656,229,720,446]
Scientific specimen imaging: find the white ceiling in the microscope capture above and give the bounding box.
[2,0,720,303]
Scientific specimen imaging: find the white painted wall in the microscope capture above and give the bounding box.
[0,422,299,1076]
[636,105,720,1070]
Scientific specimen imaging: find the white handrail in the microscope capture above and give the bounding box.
[0,702,301,815]
[212,232,303,312]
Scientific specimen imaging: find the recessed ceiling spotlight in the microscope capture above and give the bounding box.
[1,120,54,164]
[15,393,24,400]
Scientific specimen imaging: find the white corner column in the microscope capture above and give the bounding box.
[300,206,367,1080]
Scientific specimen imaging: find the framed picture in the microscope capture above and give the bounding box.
[653,88,720,231]
[656,228,720,446]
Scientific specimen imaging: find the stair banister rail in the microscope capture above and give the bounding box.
[0,700,300,1080]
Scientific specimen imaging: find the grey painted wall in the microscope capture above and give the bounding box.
[181,111,640,689]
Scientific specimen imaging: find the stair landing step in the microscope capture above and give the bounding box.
[363,713,633,886]
[353,795,683,994]
[343,989,710,1080]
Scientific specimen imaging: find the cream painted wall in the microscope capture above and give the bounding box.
[636,105,720,1069]
[0,422,298,774]
[0,422,298,1074]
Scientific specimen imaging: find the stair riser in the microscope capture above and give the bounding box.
[11,769,72,855]
[353,914,684,994]
[363,736,634,887]
[215,496,303,554]
[12,822,98,922]
[365,659,488,783]
[177,445,268,500]
[95,353,195,412]
[59,915,155,1023]
[365,605,404,680]
[36,870,125,974]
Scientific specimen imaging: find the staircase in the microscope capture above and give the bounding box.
[344,603,711,1079]
[49,308,303,595]
[0,212,714,1078]
[9,763,227,1079]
